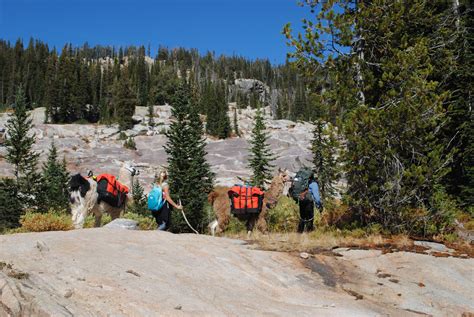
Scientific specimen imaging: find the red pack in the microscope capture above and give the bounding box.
[228,186,264,215]
[95,174,129,207]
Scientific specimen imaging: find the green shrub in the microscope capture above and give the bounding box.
[0,178,22,232]
[118,132,128,140]
[74,119,89,124]
[124,137,137,150]
[123,212,156,230]
[397,188,459,236]
[83,214,112,228]
[128,181,148,216]
[266,196,299,233]
[19,210,73,232]
[226,215,246,233]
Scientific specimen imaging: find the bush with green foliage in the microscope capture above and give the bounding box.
[83,214,112,228]
[266,196,299,233]
[118,132,128,140]
[122,212,156,230]
[225,215,247,234]
[124,136,137,150]
[0,178,22,232]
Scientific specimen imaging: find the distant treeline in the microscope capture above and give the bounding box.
[0,39,319,128]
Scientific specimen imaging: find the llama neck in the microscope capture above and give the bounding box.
[118,167,133,189]
[267,177,284,199]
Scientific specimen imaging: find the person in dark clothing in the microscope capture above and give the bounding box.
[297,175,322,233]
[298,199,315,233]
[152,170,182,231]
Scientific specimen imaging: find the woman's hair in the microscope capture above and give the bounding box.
[155,170,168,185]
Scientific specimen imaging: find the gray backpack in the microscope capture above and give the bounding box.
[289,168,314,202]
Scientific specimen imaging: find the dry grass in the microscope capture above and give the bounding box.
[18,211,74,232]
[224,229,474,257]
[225,229,414,253]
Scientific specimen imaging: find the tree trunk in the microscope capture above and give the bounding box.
[452,0,460,30]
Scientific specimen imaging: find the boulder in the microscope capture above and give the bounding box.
[103,218,139,230]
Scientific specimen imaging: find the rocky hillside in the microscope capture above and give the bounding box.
[1,228,473,316]
[0,105,315,189]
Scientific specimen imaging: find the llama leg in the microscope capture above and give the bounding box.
[94,213,102,227]
[246,214,257,237]
[256,207,268,233]
[110,208,121,220]
[209,220,219,236]
[72,208,87,229]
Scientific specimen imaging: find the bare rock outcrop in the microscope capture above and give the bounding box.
[1,230,473,316]
[0,105,317,189]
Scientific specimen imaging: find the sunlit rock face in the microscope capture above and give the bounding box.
[0,105,318,190]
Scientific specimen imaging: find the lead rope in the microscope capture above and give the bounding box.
[178,199,199,234]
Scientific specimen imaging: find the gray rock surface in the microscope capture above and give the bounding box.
[414,240,455,253]
[0,230,472,316]
[0,106,320,190]
[103,218,139,230]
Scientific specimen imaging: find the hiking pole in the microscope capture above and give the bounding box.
[178,199,199,235]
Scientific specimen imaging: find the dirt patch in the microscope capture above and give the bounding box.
[1,261,29,279]
[304,257,339,287]
[343,288,364,300]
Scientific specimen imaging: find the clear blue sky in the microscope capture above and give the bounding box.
[0,0,310,64]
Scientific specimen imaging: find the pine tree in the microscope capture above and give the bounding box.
[136,46,149,107]
[292,85,306,121]
[112,67,136,130]
[311,120,340,201]
[5,86,40,195]
[40,142,70,212]
[233,108,240,137]
[205,82,231,139]
[43,51,59,123]
[216,82,231,139]
[248,107,274,188]
[285,0,453,234]
[165,82,214,233]
[0,178,22,230]
[129,180,148,216]
[147,102,155,127]
[57,45,74,123]
[436,1,474,209]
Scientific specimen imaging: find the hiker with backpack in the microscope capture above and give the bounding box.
[148,170,182,231]
[289,168,322,233]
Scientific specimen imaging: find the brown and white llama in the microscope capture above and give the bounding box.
[69,162,138,228]
[208,169,291,235]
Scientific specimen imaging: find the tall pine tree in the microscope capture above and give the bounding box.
[311,120,340,201]
[112,67,136,130]
[5,86,40,195]
[39,142,70,212]
[248,107,274,188]
[285,0,454,234]
[165,82,214,233]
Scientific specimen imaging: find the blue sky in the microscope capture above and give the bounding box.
[0,0,310,64]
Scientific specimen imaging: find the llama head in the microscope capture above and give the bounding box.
[123,164,139,177]
[69,174,90,200]
[277,168,291,183]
